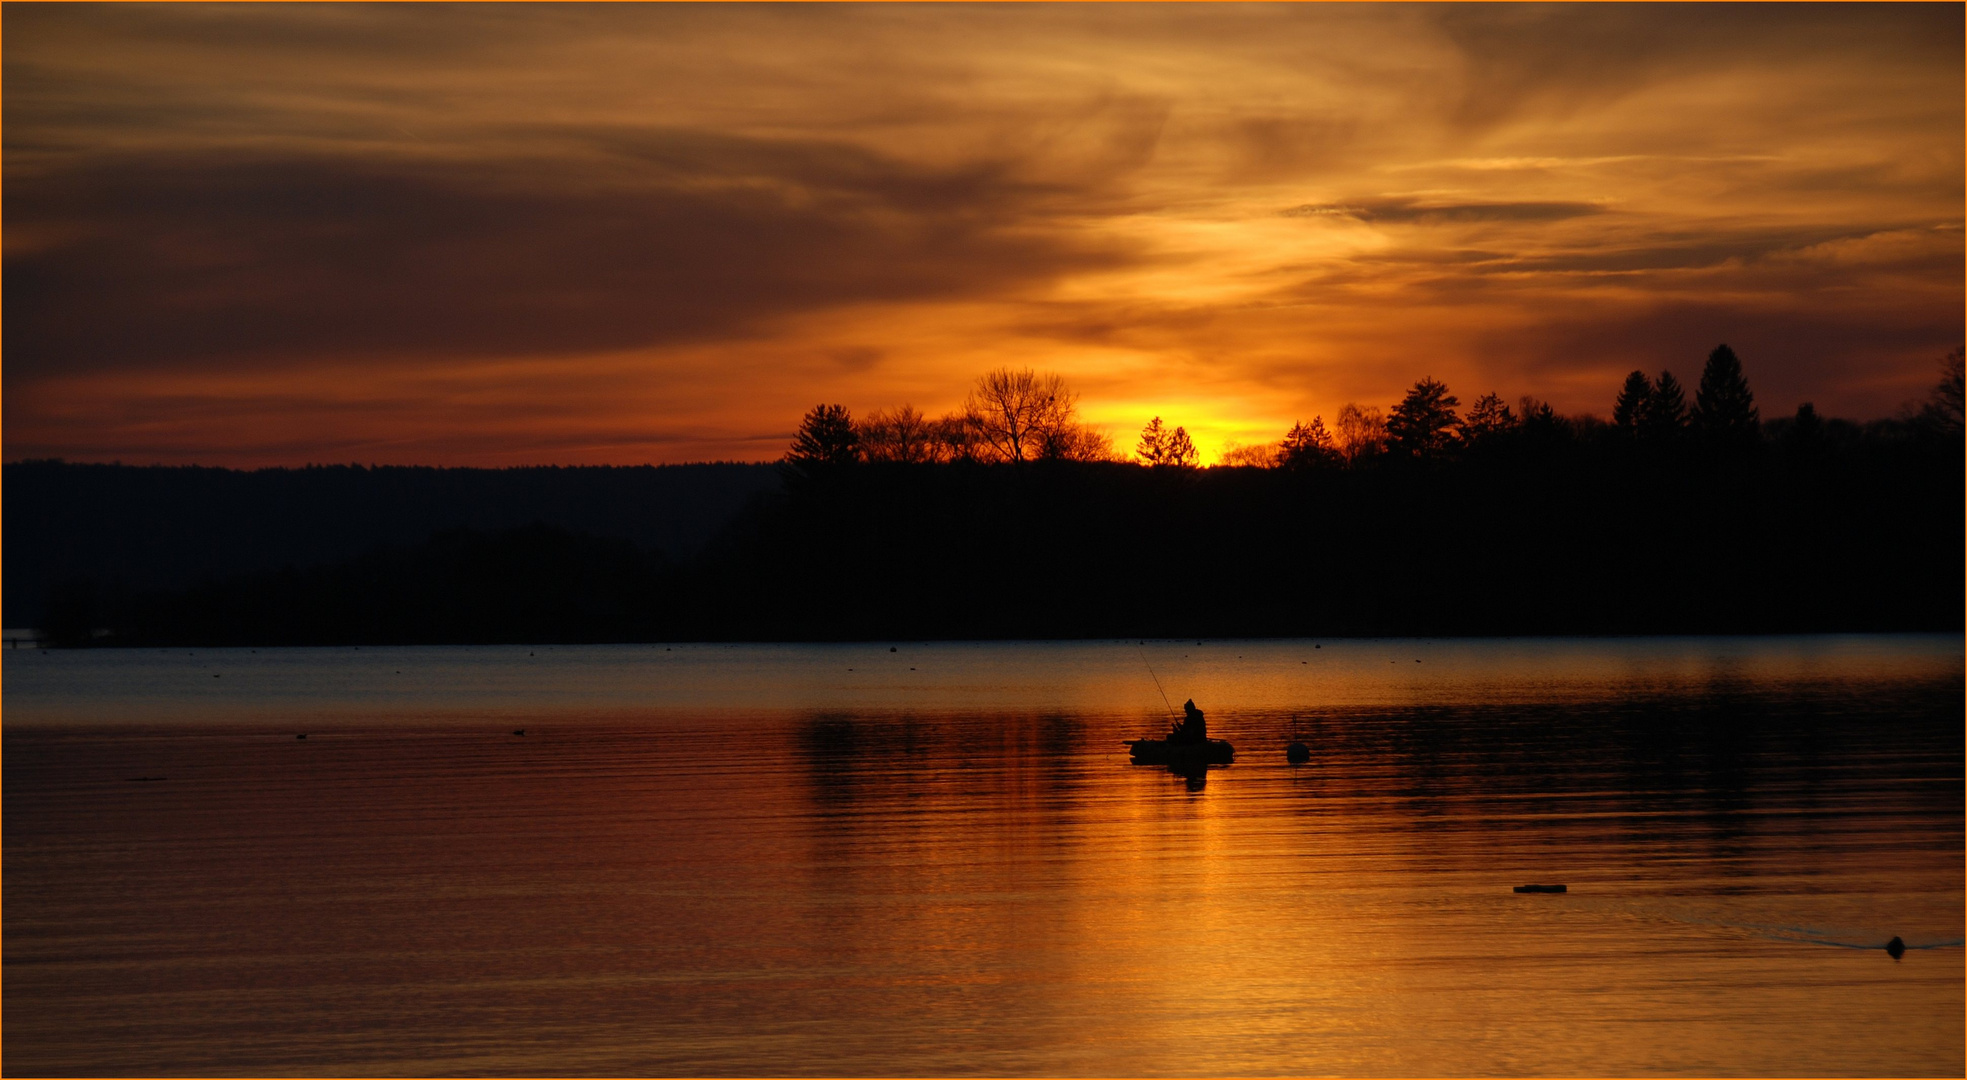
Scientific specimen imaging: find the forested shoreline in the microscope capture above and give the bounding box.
[19,347,1964,646]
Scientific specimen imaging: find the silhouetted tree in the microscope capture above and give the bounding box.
[1386,378,1461,457]
[861,404,936,463]
[1277,418,1338,469]
[1219,442,1279,468]
[1036,420,1115,461]
[1163,425,1199,468]
[785,404,860,478]
[964,369,1077,463]
[931,412,981,463]
[1692,344,1759,445]
[1139,418,1198,467]
[1517,396,1570,442]
[1915,346,1965,435]
[1613,371,1652,433]
[1335,403,1387,463]
[1783,401,1823,447]
[1136,417,1171,465]
[1643,371,1688,439]
[1460,393,1517,446]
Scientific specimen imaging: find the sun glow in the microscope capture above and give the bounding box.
[5,4,1959,466]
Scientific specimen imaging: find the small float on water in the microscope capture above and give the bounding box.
[1127,699,1234,769]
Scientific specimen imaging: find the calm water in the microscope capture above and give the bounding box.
[5,636,1961,1076]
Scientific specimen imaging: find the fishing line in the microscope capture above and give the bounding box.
[1137,645,1177,720]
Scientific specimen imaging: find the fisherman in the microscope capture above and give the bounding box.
[1170,699,1207,743]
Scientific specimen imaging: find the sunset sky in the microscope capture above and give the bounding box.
[5,3,1961,466]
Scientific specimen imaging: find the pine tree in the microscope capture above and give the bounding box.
[1278,418,1337,468]
[1612,371,1652,432]
[784,403,861,478]
[1692,344,1759,444]
[1644,371,1688,438]
[1460,393,1517,445]
[1518,396,1567,439]
[1135,417,1168,465]
[1385,378,1461,456]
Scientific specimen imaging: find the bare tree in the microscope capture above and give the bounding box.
[1038,422,1115,462]
[929,411,981,463]
[861,404,936,463]
[1916,346,1965,434]
[1335,403,1387,463]
[964,369,1077,463]
[1219,441,1280,468]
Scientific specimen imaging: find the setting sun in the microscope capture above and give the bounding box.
[4,4,1959,467]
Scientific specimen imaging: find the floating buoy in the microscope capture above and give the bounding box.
[1286,742,1311,764]
[1513,883,1567,894]
[1887,936,1906,959]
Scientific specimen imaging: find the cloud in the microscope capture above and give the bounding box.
[1283,199,1608,225]
[4,140,1135,378]
[2,3,1961,464]
[1429,3,1964,131]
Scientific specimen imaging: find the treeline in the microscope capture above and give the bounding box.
[35,345,1965,645]
[9,461,779,633]
[703,347,1961,639]
[789,344,1964,472]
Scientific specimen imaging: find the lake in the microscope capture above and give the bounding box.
[4,635,1961,1075]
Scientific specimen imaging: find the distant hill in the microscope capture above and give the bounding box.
[3,460,780,628]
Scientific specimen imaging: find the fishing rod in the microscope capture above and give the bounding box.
[1137,644,1178,721]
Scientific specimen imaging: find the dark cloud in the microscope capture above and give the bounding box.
[4,138,1132,378]
[3,3,1960,463]
[1430,3,1965,130]
[1283,199,1607,225]
[1275,214,1962,289]
[828,347,884,373]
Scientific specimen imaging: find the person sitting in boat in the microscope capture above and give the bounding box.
[1170,699,1207,743]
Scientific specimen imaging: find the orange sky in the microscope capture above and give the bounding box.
[5,4,1961,466]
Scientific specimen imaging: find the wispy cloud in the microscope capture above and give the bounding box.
[3,3,1959,465]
